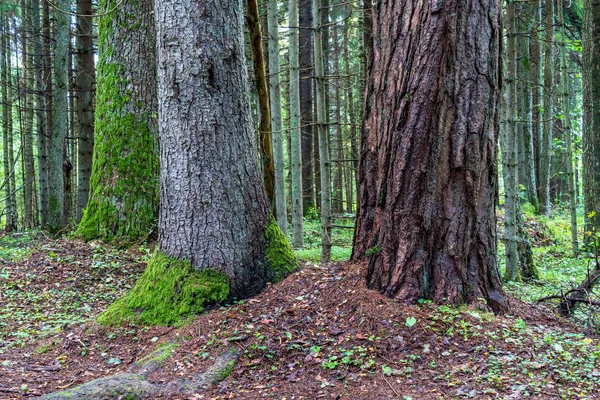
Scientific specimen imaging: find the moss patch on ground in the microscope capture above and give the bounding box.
[264,216,298,282]
[98,252,229,326]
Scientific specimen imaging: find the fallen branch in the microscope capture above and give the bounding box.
[38,347,239,399]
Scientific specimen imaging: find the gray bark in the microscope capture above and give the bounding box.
[47,0,69,233]
[300,0,315,212]
[155,0,281,296]
[314,0,332,263]
[75,0,96,222]
[289,0,304,248]
[539,0,554,215]
[267,0,288,235]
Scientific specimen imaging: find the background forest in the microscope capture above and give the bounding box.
[1,0,600,398]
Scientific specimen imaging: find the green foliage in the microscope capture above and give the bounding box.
[264,216,298,282]
[98,251,230,326]
[294,217,353,262]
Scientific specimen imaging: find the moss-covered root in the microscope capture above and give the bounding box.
[98,251,229,326]
[264,216,298,282]
[38,347,239,400]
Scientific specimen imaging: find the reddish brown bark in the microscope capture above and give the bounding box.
[352,0,507,311]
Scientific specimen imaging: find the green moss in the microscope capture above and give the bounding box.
[264,216,298,282]
[135,342,178,367]
[366,246,381,257]
[76,0,158,244]
[217,360,236,381]
[98,252,230,326]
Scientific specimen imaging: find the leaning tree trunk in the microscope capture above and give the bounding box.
[76,0,159,243]
[98,0,297,327]
[74,0,95,223]
[352,0,507,311]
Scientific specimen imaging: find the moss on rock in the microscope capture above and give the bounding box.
[98,252,229,326]
[264,215,298,282]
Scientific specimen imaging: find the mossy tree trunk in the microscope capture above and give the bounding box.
[77,0,159,242]
[99,0,297,327]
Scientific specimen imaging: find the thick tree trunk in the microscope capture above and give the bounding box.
[267,0,288,235]
[154,0,296,298]
[76,0,159,242]
[352,0,506,311]
[289,0,304,248]
[247,0,276,211]
[75,0,95,223]
[314,0,332,263]
[300,0,315,212]
[539,0,554,215]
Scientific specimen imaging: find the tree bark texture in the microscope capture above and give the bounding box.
[300,0,315,212]
[352,0,506,311]
[539,0,554,215]
[267,0,288,235]
[75,0,96,223]
[247,0,275,211]
[155,0,293,297]
[289,0,304,248]
[77,0,158,242]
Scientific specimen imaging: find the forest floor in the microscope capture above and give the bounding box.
[1,213,600,399]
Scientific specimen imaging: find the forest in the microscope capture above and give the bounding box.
[1,0,600,398]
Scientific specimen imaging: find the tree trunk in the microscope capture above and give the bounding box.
[343,21,357,213]
[557,0,579,254]
[76,0,159,242]
[21,0,36,229]
[531,0,543,213]
[332,20,344,215]
[2,16,19,231]
[314,0,332,263]
[46,0,68,233]
[247,0,275,211]
[75,0,95,223]
[267,0,288,235]
[503,0,520,282]
[300,0,315,212]
[517,1,538,210]
[539,0,554,215]
[352,0,506,311]
[155,0,295,302]
[289,0,304,248]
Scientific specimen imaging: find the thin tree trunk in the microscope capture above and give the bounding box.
[539,0,554,215]
[247,0,275,211]
[314,0,331,263]
[332,19,343,215]
[267,0,288,235]
[21,0,36,229]
[289,0,304,248]
[300,0,315,212]
[503,0,520,282]
[557,0,579,254]
[75,0,95,223]
[531,0,543,213]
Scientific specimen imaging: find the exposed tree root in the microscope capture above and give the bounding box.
[536,262,600,317]
[38,346,239,399]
